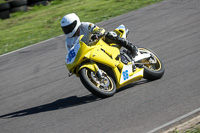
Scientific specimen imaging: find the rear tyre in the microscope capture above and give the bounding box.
[27,0,41,6]
[9,0,28,8]
[138,47,165,80]
[0,3,10,11]
[30,1,48,6]
[79,68,116,98]
[0,10,10,19]
[10,5,28,13]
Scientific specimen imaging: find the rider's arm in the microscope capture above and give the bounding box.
[65,37,75,52]
[83,22,105,35]
[65,38,70,52]
[92,25,105,35]
[91,24,106,41]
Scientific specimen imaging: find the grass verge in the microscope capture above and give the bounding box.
[163,115,200,133]
[0,0,162,55]
[0,0,6,4]
[171,125,200,133]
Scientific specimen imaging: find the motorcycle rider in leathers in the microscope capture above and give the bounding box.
[61,13,138,62]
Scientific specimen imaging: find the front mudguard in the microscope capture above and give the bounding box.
[76,62,99,76]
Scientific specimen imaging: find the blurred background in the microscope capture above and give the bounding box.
[0,0,162,55]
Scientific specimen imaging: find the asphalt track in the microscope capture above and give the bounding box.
[0,0,200,133]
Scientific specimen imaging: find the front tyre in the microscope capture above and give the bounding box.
[79,68,116,98]
[138,47,165,80]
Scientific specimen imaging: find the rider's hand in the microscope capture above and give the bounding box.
[91,34,99,41]
[106,31,118,40]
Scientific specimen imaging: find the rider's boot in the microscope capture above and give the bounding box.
[128,43,138,71]
[125,41,138,59]
[105,32,138,71]
[105,32,138,58]
[116,38,138,71]
[116,37,138,58]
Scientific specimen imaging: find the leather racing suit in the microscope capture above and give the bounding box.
[65,22,137,59]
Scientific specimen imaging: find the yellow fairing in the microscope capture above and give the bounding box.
[66,33,144,89]
[118,68,143,89]
[79,62,99,74]
[114,28,126,39]
[66,35,120,75]
[89,39,120,68]
[65,36,93,74]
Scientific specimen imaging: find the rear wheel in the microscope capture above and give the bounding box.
[10,5,28,13]
[0,3,10,11]
[79,68,116,98]
[9,0,27,8]
[0,10,10,19]
[30,1,48,6]
[138,47,165,80]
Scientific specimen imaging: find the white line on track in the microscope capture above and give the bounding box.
[147,107,200,133]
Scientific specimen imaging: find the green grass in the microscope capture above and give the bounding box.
[184,128,200,133]
[0,0,6,4]
[172,128,200,133]
[171,124,200,133]
[0,0,163,55]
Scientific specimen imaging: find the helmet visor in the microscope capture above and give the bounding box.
[62,20,77,35]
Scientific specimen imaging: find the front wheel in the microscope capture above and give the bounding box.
[138,47,165,80]
[79,68,116,98]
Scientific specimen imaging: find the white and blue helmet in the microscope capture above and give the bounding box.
[61,13,81,37]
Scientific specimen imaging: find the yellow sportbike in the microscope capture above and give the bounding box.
[65,25,165,98]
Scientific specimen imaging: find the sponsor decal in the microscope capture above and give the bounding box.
[123,70,129,80]
[68,49,76,62]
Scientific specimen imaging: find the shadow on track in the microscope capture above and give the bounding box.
[0,94,100,119]
[0,80,151,119]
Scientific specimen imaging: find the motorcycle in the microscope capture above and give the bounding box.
[65,25,165,98]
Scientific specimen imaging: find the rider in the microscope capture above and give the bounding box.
[61,13,138,58]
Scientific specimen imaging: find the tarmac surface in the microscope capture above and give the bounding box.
[0,0,200,133]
